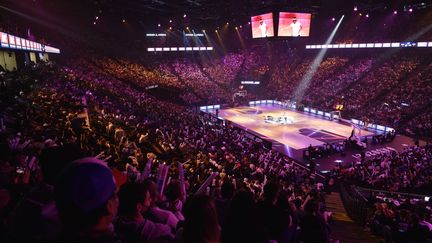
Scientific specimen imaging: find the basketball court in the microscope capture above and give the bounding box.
[216,104,374,150]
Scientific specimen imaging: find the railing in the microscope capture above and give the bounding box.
[340,182,432,227]
[339,182,371,226]
[354,185,431,200]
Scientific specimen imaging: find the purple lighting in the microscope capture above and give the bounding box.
[409,8,413,12]
[354,6,358,11]
[394,10,398,14]
[332,17,336,21]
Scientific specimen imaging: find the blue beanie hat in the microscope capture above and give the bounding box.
[57,157,116,213]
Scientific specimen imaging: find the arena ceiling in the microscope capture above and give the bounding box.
[2,0,431,29]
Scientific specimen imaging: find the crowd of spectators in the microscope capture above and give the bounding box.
[336,143,432,241]
[0,62,336,242]
[368,194,432,243]
[1,37,432,242]
[342,144,432,194]
[41,47,432,140]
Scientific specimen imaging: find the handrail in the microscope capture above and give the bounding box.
[352,185,369,202]
[339,182,371,226]
[354,185,431,198]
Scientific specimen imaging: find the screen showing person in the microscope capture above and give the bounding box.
[251,13,274,38]
[278,12,311,37]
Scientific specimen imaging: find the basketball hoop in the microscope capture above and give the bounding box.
[329,110,342,120]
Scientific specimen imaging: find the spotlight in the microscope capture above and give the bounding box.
[394,10,398,14]
[186,26,189,30]
[95,16,99,20]
[366,14,369,18]
[169,27,172,30]
[332,17,335,21]
[169,19,173,23]
[248,21,251,25]
[409,8,413,12]
[215,29,218,32]
[183,14,187,18]
[240,25,242,28]
[292,15,345,101]
[359,13,362,16]
[203,29,206,32]
[122,19,126,23]
[93,21,96,25]
[158,24,161,27]
[235,26,238,29]
[226,22,229,25]
[354,6,358,11]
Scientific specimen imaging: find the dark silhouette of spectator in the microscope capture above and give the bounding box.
[54,157,120,243]
[222,190,267,243]
[115,182,174,242]
[181,194,220,243]
[299,200,329,243]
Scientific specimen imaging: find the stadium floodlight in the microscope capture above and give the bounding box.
[170,47,178,51]
[206,47,214,50]
[429,42,432,47]
[374,43,383,48]
[366,43,374,48]
[306,45,311,49]
[391,42,400,47]
[345,44,352,48]
[186,47,193,51]
[199,47,206,50]
[417,42,428,47]
[292,15,344,102]
[192,47,199,51]
[359,43,366,48]
[383,43,391,48]
[179,47,186,51]
[148,48,155,52]
[163,47,170,51]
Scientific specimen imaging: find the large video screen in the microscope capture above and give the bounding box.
[278,12,311,37]
[251,13,274,38]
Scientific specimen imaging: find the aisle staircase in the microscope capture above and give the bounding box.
[326,192,382,243]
